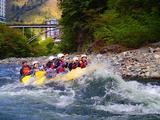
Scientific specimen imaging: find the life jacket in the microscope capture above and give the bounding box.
[50,62,55,69]
[57,60,65,74]
[72,63,78,69]
[21,66,31,76]
[46,60,56,70]
[79,60,88,68]
[46,61,53,69]
[69,62,78,71]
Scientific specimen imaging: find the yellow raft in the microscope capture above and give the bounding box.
[20,71,46,86]
[20,66,97,86]
[49,65,97,82]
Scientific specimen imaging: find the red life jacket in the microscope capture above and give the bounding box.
[22,66,31,75]
[57,61,65,74]
[50,62,55,69]
[79,60,88,68]
[70,62,77,69]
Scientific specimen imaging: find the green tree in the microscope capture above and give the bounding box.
[58,0,108,52]
[0,25,32,59]
[58,0,160,52]
[98,0,160,48]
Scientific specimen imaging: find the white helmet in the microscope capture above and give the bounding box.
[57,53,64,58]
[73,57,79,61]
[81,54,87,58]
[48,56,56,61]
[32,61,39,65]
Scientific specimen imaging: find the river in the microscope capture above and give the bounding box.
[0,63,160,120]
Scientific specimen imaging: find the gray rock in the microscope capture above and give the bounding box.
[154,54,160,59]
[150,71,160,78]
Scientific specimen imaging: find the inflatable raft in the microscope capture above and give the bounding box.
[20,71,46,86]
[20,66,97,86]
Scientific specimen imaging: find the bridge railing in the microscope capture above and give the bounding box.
[6,24,59,28]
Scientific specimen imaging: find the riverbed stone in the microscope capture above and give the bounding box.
[108,47,160,79]
[150,72,160,78]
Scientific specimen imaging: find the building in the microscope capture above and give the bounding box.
[45,18,60,40]
[0,0,6,23]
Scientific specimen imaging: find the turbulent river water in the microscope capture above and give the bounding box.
[0,63,160,120]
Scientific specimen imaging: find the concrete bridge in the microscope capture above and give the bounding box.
[6,24,58,28]
[6,24,62,43]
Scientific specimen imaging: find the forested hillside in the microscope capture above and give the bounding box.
[58,0,160,53]
[6,0,61,23]
[0,24,58,59]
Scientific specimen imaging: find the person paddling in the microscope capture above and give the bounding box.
[45,56,57,78]
[68,57,79,71]
[46,56,57,70]
[55,53,68,74]
[32,61,44,72]
[79,54,88,68]
[20,61,32,77]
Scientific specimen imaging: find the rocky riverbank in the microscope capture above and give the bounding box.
[109,47,160,79]
[0,47,160,79]
[0,56,49,65]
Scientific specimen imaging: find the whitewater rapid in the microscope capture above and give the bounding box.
[0,62,160,120]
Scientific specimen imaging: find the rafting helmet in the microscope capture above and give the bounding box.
[48,56,56,61]
[73,57,79,61]
[22,60,27,65]
[57,53,64,58]
[32,61,39,65]
[81,54,87,58]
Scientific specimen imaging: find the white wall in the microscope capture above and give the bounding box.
[0,0,5,22]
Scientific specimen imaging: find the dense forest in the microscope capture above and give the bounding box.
[0,24,57,59]
[58,0,160,53]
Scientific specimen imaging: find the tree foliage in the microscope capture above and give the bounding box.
[58,0,108,52]
[0,25,55,59]
[0,25,33,59]
[58,0,160,52]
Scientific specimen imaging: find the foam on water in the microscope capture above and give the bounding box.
[0,82,75,109]
[0,60,160,119]
[91,67,160,115]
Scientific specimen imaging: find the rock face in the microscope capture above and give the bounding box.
[109,47,160,79]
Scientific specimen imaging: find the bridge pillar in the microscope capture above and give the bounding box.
[22,27,25,37]
[30,27,33,38]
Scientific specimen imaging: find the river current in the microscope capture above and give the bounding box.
[0,63,160,120]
